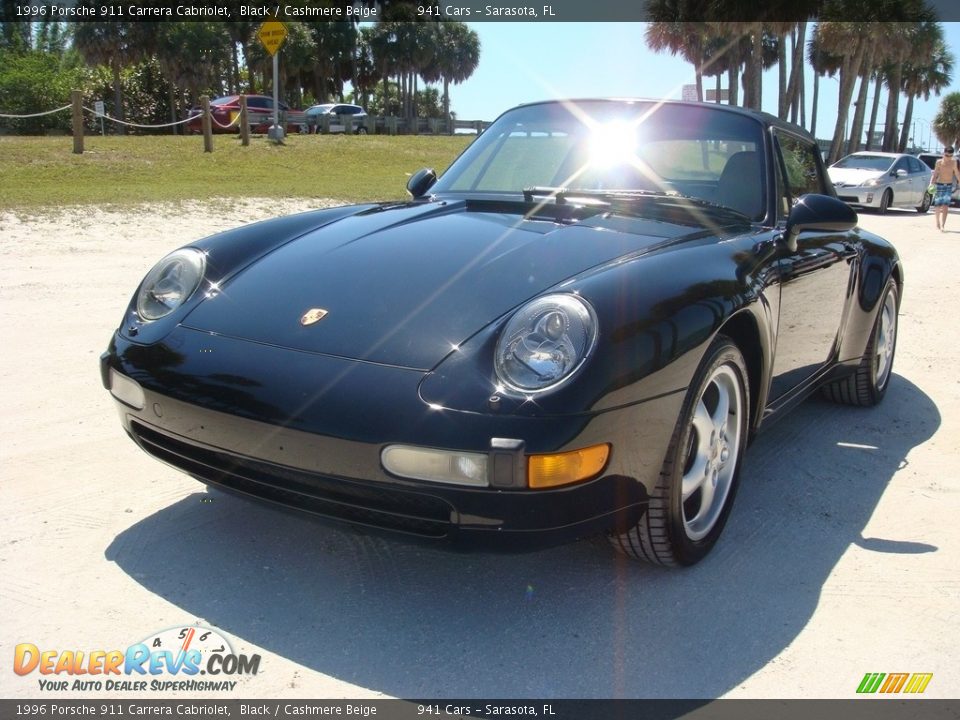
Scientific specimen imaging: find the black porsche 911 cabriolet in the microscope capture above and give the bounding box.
[101,99,901,567]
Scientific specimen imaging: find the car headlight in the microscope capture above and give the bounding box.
[862,177,882,187]
[495,294,598,393]
[136,248,206,321]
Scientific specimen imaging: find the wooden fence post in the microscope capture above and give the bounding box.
[201,95,213,153]
[240,95,249,146]
[71,90,83,154]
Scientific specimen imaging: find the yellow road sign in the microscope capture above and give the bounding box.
[258,21,287,56]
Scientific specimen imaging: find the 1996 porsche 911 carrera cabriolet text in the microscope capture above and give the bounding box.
[101,99,902,567]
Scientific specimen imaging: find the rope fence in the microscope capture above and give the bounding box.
[0,91,491,154]
[0,104,72,119]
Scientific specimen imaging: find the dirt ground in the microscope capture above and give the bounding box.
[1,200,958,700]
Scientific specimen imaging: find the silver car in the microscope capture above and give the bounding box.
[303,103,369,134]
[829,151,931,214]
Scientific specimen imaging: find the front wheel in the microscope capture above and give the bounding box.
[610,335,749,566]
[878,189,892,214]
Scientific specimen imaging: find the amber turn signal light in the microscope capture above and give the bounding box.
[527,444,610,489]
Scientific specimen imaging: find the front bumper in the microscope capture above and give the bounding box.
[101,331,682,551]
[834,186,883,208]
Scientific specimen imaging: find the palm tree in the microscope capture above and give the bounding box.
[352,27,381,110]
[933,91,960,149]
[806,25,842,140]
[71,23,148,131]
[645,21,713,102]
[305,21,356,104]
[155,23,231,106]
[422,21,480,129]
[815,20,875,164]
[898,26,952,152]
[879,14,938,152]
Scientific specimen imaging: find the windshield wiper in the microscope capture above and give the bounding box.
[522,186,752,222]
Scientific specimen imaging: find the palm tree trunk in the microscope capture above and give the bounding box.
[899,94,915,152]
[750,28,763,111]
[847,66,871,155]
[866,76,882,150]
[883,63,903,152]
[829,43,867,164]
[167,82,177,135]
[727,65,739,106]
[810,68,819,139]
[230,44,240,94]
[778,33,787,119]
[787,22,806,125]
[112,63,125,134]
[443,77,451,132]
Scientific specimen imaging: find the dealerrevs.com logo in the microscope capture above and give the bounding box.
[856,672,934,695]
[14,626,261,693]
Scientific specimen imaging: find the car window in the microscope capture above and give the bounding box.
[247,97,268,109]
[918,154,939,170]
[435,101,766,218]
[832,154,893,171]
[774,130,825,211]
[892,158,909,173]
[907,157,924,173]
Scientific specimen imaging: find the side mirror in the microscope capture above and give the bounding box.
[783,194,857,253]
[895,169,908,178]
[407,168,437,199]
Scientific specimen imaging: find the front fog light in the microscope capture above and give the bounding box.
[109,369,145,410]
[382,446,489,487]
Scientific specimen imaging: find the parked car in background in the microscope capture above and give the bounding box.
[304,103,369,134]
[103,99,902,568]
[917,152,960,206]
[828,151,931,213]
[185,95,305,134]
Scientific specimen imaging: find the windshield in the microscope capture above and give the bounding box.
[832,154,895,172]
[432,100,767,219]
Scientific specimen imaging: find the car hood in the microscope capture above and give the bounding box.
[181,199,718,370]
[828,167,886,186]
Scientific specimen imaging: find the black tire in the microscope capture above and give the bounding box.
[610,335,750,566]
[916,192,931,213]
[356,127,368,135]
[821,279,898,407]
[878,189,892,214]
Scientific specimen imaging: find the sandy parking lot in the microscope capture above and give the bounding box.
[1,200,958,700]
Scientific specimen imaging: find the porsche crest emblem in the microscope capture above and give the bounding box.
[300,308,329,326]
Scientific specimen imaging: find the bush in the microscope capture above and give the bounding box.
[0,50,87,134]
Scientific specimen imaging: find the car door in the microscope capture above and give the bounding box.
[769,130,858,402]
[889,157,915,206]
[908,156,928,200]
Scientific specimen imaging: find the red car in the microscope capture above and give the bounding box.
[185,95,306,134]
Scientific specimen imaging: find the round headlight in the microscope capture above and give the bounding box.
[136,248,206,321]
[495,294,598,393]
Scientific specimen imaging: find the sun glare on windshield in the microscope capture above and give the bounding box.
[587,121,639,168]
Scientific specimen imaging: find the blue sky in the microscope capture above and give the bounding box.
[444,23,960,152]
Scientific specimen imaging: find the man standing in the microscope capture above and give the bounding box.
[930,146,960,232]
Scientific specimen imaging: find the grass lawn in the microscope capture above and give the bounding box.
[0,134,474,209]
